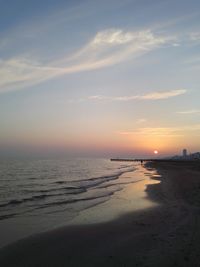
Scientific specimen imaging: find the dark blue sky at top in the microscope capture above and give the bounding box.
[0,0,82,34]
[1,0,200,32]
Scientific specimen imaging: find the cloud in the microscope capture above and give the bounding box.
[0,58,62,93]
[119,127,183,137]
[0,29,167,93]
[63,29,166,71]
[89,89,187,102]
[138,89,186,100]
[189,32,200,42]
[92,29,134,45]
[136,118,147,124]
[177,109,200,114]
[119,124,200,137]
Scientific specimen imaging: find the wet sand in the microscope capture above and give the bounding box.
[1,162,200,266]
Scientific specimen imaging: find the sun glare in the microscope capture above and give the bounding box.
[154,150,158,154]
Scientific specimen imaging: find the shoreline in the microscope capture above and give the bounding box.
[0,163,157,249]
[1,162,200,266]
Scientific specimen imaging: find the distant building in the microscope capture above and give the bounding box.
[170,149,200,161]
[183,149,187,157]
[190,152,200,160]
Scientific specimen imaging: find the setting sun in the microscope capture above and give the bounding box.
[154,150,158,154]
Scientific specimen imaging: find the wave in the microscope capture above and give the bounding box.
[0,213,18,221]
[24,186,86,194]
[93,179,144,190]
[54,167,135,185]
[35,190,119,210]
[0,164,137,221]
[0,187,87,209]
[0,190,119,220]
[0,167,136,209]
[118,165,134,169]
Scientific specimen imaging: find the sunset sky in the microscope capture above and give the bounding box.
[0,0,200,158]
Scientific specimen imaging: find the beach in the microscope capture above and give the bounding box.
[1,161,200,266]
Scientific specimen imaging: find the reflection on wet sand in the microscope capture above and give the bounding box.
[70,164,160,225]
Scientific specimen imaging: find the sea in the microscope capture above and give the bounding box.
[0,158,159,248]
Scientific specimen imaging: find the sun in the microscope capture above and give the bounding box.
[154,150,158,154]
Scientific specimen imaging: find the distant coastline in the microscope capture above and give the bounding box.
[111,149,200,162]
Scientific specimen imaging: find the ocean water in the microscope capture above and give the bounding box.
[0,158,159,248]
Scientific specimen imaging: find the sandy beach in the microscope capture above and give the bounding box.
[1,161,200,267]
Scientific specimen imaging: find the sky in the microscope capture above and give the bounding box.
[0,0,200,158]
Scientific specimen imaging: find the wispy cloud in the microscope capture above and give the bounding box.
[136,118,147,124]
[119,124,200,137]
[189,32,200,42]
[177,109,200,114]
[0,58,62,93]
[119,127,184,137]
[137,89,186,100]
[89,89,187,102]
[0,29,167,93]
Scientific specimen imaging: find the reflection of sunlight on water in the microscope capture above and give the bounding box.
[71,164,161,225]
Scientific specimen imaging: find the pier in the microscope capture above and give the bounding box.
[110,158,200,163]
